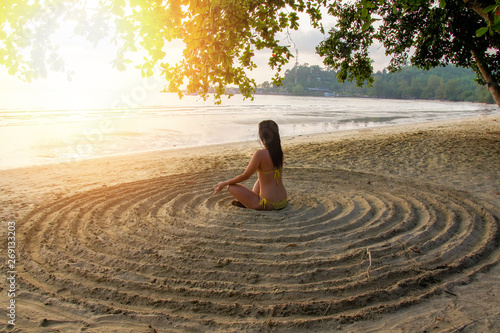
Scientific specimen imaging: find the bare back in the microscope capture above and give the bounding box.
[256,149,287,203]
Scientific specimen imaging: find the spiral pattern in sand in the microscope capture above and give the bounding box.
[18,168,500,330]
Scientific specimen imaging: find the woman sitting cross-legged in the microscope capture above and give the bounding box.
[212,120,288,210]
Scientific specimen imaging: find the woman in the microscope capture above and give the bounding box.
[213,120,288,210]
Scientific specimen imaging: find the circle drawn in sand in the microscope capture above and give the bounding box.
[18,168,499,330]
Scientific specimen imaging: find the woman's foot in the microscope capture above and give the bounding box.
[231,200,246,208]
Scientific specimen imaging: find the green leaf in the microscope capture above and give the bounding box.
[476,26,488,37]
[439,0,446,9]
[362,21,371,31]
[483,4,497,13]
[116,62,126,71]
[8,66,17,75]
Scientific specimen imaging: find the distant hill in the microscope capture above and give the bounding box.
[257,65,494,104]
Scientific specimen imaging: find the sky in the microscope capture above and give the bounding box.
[0,5,390,94]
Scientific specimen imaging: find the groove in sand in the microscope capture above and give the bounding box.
[17,167,500,330]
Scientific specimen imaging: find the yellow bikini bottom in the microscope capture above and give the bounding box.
[260,197,288,210]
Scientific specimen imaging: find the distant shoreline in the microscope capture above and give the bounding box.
[1,111,497,171]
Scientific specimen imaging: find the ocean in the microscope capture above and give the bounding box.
[0,90,497,170]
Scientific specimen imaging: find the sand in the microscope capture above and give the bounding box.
[0,114,499,332]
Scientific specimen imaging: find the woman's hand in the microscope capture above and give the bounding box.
[213,182,227,195]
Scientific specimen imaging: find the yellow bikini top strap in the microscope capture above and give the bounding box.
[273,169,280,185]
[260,169,281,185]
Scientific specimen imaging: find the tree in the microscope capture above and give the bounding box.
[291,83,306,94]
[0,0,326,103]
[423,75,444,99]
[279,63,493,102]
[1,0,499,106]
[260,81,271,90]
[317,0,500,107]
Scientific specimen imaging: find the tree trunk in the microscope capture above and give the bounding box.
[471,49,500,107]
[465,1,500,106]
[463,0,495,25]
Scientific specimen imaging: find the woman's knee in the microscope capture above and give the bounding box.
[227,184,236,193]
[227,184,261,209]
[227,184,242,196]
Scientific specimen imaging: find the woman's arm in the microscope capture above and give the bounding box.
[213,150,262,194]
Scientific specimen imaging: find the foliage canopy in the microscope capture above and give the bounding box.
[0,0,326,103]
[1,0,499,105]
[317,0,500,106]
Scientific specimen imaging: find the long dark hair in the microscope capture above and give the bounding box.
[259,120,283,169]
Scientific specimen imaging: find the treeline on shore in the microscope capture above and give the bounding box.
[257,65,494,104]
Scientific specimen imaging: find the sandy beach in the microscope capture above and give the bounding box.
[1,114,499,332]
